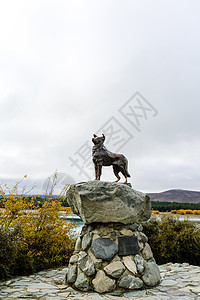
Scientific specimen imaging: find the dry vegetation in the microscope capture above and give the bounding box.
[0,175,76,280]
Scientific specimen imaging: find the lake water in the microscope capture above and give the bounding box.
[66,213,200,235]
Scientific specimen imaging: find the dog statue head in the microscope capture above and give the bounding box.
[92,134,105,146]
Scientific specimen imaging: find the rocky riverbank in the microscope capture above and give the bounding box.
[0,263,200,299]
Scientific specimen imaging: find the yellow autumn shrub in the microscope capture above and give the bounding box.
[0,176,76,279]
[152,210,160,214]
[170,209,200,215]
[185,209,194,214]
[177,209,186,215]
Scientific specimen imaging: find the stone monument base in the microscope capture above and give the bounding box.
[66,222,161,293]
[66,181,160,293]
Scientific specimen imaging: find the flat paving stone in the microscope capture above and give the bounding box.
[0,263,200,299]
[45,297,63,300]
[160,279,177,286]
[86,293,108,300]
[11,282,32,286]
[124,290,147,297]
[28,283,58,289]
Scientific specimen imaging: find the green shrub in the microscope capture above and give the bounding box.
[0,228,17,279]
[143,216,200,266]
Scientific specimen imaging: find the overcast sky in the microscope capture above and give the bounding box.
[0,0,200,194]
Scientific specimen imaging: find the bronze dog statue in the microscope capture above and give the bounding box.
[92,134,131,183]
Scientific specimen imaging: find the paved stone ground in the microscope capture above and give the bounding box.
[0,263,200,300]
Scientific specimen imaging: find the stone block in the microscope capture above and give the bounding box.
[74,237,81,253]
[142,243,153,260]
[88,248,102,270]
[142,262,161,286]
[78,251,95,276]
[74,272,91,292]
[68,181,151,224]
[122,256,137,275]
[66,265,77,283]
[104,261,126,278]
[118,275,143,289]
[120,229,133,236]
[82,232,93,251]
[134,254,145,274]
[91,238,118,261]
[92,270,116,293]
[69,254,78,265]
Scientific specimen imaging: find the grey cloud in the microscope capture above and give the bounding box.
[0,0,199,193]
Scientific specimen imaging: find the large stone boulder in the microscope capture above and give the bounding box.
[67,181,151,224]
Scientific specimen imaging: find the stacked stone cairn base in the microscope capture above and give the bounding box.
[66,181,161,293]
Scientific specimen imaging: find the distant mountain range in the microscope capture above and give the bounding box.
[27,189,200,204]
[148,189,200,203]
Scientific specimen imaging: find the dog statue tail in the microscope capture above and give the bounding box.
[127,171,131,178]
[124,159,131,178]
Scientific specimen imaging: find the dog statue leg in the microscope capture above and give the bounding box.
[94,164,98,180]
[113,165,121,182]
[98,164,102,180]
[95,165,99,180]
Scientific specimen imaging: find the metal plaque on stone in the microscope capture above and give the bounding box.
[118,236,139,256]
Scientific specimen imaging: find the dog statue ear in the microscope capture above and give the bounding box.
[93,134,97,137]
[102,133,105,140]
